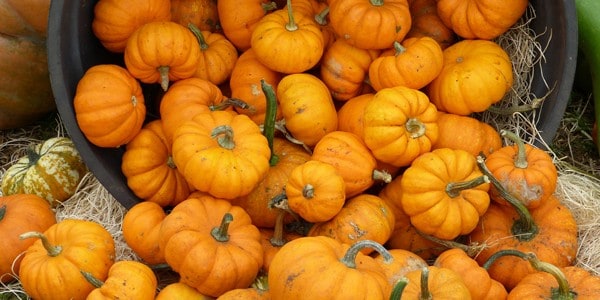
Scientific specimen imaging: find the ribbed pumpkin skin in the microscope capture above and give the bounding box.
[0,0,55,129]
[0,194,56,283]
[74,64,147,148]
[1,137,88,207]
[86,261,157,300]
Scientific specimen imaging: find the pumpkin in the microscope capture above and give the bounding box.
[84,260,158,300]
[285,160,346,223]
[121,120,192,207]
[469,156,579,290]
[308,194,395,252]
[217,274,270,300]
[277,73,338,147]
[328,0,411,50]
[0,0,56,129]
[258,209,303,272]
[378,175,448,261]
[170,0,219,32]
[311,131,391,197]
[122,201,167,265]
[124,21,201,91]
[497,250,600,299]
[158,196,263,297]
[426,39,514,115]
[434,248,508,300]
[368,37,444,91]
[400,148,491,240]
[73,64,147,148]
[436,0,528,40]
[158,77,226,144]
[92,0,171,53]
[336,93,374,139]
[405,0,456,49]
[268,237,392,299]
[19,219,116,300]
[156,282,212,299]
[319,39,380,101]
[217,0,278,51]
[187,24,239,85]
[373,248,428,286]
[399,266,472,299]
[229,48,284,125]
[171,110,271,199]
[485,130,558,209]
[432,111,502,157]
[0,194,56,283]
[363,85,439,167]
[250,0,325,74]
[1,137,88,207]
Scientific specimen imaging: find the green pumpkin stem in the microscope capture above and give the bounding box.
[211,213,233,242]
[393,41,406,56]
[340,240,393,269]
[251,273,270,291]
[405,118,427,138]
[81,270,105,288]
[389,278,409,300]
[486,98,544,115]
[262,1,278,12]
[370,0,384,6]
[419,267,433,300]
[477,155,538,241]
[188,23,209,50]
[260,79,280,166]
[373,169,393,183]
[482,249,575,300]
[0,205,6,221]
[19,231,62,257]
[500,130,529,168]
[314,6,329,25]
[285,0,298,31]
[302,184,315,199]
[211,125,236,150]
[445,175,489,198]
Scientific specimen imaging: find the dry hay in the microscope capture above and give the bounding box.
[1,4,599,298]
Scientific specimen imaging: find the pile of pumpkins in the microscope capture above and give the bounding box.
[3,0,600,299]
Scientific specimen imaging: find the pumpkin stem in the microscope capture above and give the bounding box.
[482,249,576,300]
[302,184,315,199]
[370,0,384,6]
[26,145,41,166]
[261,79,280,166]
[211,97,255,112]
[445,175,489,198]
[274,120,312,154]
[389,278,409,300]
[486,98,544,115]
[19,231,62,257]
[418,230,487,257]
[373,169,393,183]
[251,273,270,291]
[405,118,426,139]
[270,209,288,247]
[211,213,233,242]
[262,1,278,12]
[166,156,177,169]
[500,130,529,169]
[285,0,298,31]
[211,125,236,150]
[314,6,329,26]
[393,41,406,56]
[81,270,105,288]
[340,240,393,268]
[0,205,6,221]
[269,192,301,221]
[419,267,433,300]
[157,66,170,91]
[188,23,209,50]
[477,155,538,241]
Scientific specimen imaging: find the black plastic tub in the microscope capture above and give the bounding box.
[47,0,578,210]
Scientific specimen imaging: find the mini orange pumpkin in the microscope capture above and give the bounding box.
[74,64,146,148]
[426,39,513,115]
[251,0,325,74]
[406,0,456,49]
[124,21,201,91]
[156,282,212,299]
[217,0,278,51]
[328,0,412,50]
[336,93,374,139]
[363,85,439,167]
[122,201,168,265]
[170,0,219,32]
[368,36,444,91]
[121,120,192,207]
[432,111,502,157]
[84,260,158,300]
[285,160,346,223]
[188,24,239,85]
